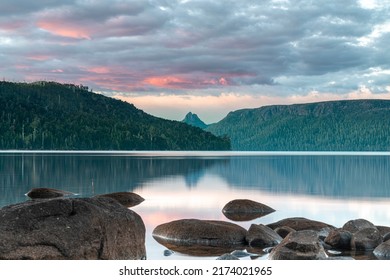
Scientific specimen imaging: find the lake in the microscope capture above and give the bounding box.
[1,151,390,260]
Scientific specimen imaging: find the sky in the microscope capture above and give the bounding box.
[1,0,390,123]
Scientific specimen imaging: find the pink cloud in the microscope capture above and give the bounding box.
[144,75,192,89]
[27,55,53,61]
[144,74,233,90]
[37,20,91,39]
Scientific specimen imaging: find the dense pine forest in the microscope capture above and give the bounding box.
[206,100,390,151]
[0,81,230,150]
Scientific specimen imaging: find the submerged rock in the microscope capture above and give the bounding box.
[94,192,144,207]
[267,217,334,232]
[216,253,240,260]
[222,199,275,221]
[26,187,74,199]
[0,197,146,260]
[269,230,327,260]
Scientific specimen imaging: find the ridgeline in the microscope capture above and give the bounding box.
[206,99,390,151]
[182,112,208,129]
[0,81,230,150]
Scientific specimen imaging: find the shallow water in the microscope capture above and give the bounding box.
[1,151,390,260]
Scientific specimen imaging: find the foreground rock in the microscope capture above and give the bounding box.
[94,192,144,207]
[152,219,248,257]
[0,197,146,259]
[373,240,390,259]
[324,229,352,250]
[269,230,327,260]
[342,219,376,233]
[351,227,383,251]
[267,217,334,232]
[246,224,282,248]
[153,219,247,246]
[222,199,275,221]
[26,187,75,199]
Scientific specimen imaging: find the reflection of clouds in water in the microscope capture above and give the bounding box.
[2,152,390,259]
[134,173,390,259]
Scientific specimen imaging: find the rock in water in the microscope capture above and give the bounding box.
[342,219,376,233]
[267,217,334,232]
[222,199,275,221]
[26,187,74,199]
[373,240,390,259]
[0,197,146,259]
[351,227,383,251]
[94,192,145,207]
[324,229,352,250]
[153,219,247,247]
[269,230,327,260]
[246,224,282,248]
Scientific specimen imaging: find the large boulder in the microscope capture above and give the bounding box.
[351,227,383,251]
[153,219,247,248]
[267,217,334,232]
[0,197,146,260]
[324,229,352,250]
[246,224,282,248]
[268,230,327,260]
[342,219,376,233]
[94,192,144,208]
[222,199,275,221]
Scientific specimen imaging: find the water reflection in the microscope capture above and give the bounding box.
[2,153,390,207]
[0,153,225,206]
[1,152,390,260]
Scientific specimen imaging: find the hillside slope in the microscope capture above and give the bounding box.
[206,100,390,151]
[0,81,230,150]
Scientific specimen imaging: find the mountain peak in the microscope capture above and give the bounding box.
[182,112,208,129]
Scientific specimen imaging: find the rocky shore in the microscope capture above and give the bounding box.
[152,199,390,260]
[0,189,146,260]
[1,188,389,260]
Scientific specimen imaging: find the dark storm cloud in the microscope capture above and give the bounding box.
[1,0,389,96]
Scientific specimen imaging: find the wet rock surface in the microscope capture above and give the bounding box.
[324,229,353,250]
[269,230,328,260]
[94,192,144,208]
[246,224,282,248]
[0,197,146,260]
[222,199,275,221]
[342,219,376,233]
[351,227,383,251]
[373,240,390,259]
[267,217,335,232]
[153,219,247,247]
[26,187,75,199]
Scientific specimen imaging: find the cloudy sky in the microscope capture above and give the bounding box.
[1,0,390,123]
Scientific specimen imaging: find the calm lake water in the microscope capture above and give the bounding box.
[1,151,390,260]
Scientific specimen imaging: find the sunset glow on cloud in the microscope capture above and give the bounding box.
[1,0,390,122]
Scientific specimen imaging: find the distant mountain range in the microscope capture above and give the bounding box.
[206,99,390,151]
[0,81,230,150]
[182,112,208,129]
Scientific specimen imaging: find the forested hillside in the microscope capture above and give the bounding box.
[206,100,390,151]
[0,81,230,150]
